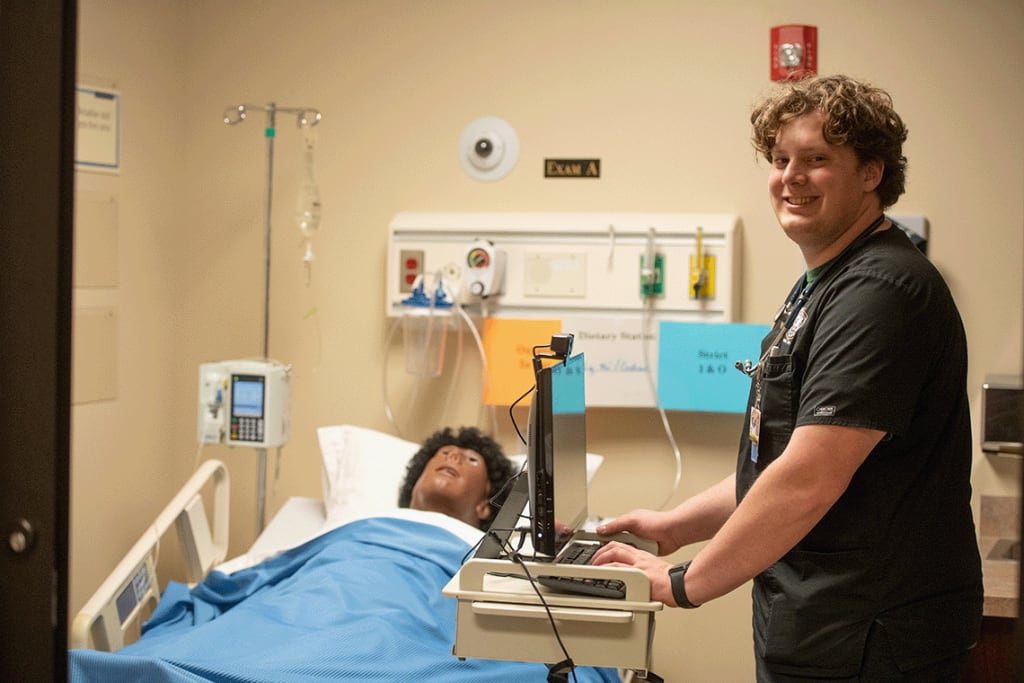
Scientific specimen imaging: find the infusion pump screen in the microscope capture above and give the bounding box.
[230,374,265,443]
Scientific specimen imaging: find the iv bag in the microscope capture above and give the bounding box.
[297,180,321,236]
[296,128,321,236]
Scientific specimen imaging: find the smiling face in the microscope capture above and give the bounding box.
[408,445,493,527]
[768,111,884,268]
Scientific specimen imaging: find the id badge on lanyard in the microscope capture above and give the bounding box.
[748,405,761,463]
[748,316,795,463]
[744,303,791,464]
[739,215,885,464]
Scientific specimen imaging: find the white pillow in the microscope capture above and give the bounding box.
[316,425,606,528]
[317,425,420,527]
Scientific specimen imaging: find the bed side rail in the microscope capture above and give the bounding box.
[70,459,230,651]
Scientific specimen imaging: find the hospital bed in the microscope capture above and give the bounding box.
[69,425,647,682]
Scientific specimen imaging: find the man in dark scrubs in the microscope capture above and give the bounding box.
[594,74,983,681]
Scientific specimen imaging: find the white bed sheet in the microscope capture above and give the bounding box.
[216,497,484,574]
[210,497,635,683]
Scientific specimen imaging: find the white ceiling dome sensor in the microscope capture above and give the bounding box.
[459,116,519,182]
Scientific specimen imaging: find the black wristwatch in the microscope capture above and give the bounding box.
[668,560,700,609]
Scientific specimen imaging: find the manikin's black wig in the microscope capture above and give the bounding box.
[397,426,516,529]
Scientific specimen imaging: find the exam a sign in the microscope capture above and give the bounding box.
[544,158,600,178]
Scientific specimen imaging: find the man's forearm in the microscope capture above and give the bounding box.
[679,425,883,605]
[665,473,737,549]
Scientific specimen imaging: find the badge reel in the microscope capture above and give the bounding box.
[735,357,762,464]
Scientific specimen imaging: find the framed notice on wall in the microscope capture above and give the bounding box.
[75,84,120,174]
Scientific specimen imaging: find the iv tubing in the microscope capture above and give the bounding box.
[382,316,403,435]
[642,299,682,510]
[382,285,496,438]
[435,278,464,426]
[383,272,448,438]
[640,230,682,510]
[438,310,464,427]
[454,302,498,435]
[400,272,443,435]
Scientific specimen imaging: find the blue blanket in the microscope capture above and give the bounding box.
[70,517,618,682]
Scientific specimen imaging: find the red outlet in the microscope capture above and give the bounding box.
[770,25,817,81]
[399,249,424,293]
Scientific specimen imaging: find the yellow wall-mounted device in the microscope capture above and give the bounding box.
[689,227,716,299]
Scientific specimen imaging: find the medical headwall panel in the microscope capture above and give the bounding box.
[386,212,742,409]
[387,212,740,319]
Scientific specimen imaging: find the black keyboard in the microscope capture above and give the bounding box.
[537,542,626,599]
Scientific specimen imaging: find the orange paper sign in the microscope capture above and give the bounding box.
[482,318,562,405]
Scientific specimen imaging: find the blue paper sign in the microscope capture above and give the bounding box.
[657,322,770,413]
[550,353,586,414]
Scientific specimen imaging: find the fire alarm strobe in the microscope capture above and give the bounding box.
[770,25,817,81]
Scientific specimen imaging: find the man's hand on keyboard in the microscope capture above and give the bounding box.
[595,509,684,555]
[591,541,677,607]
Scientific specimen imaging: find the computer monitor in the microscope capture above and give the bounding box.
[527,351,589,557]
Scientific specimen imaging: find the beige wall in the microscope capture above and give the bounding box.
[72,1,1023,680]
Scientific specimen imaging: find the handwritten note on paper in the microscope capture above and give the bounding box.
[561,315,659,407]
[482,318,562,405]
[657,322,770,413]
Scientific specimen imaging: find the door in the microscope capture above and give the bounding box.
[0,0,77,679]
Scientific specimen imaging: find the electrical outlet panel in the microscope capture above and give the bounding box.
[398,249,424,294]
[386,212,741,321]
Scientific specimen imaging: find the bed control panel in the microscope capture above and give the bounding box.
[115,564,152,625]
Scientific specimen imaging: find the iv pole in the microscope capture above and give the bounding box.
[223,102,322,534]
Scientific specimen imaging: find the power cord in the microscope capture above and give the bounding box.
[504,546,578,683]
[460,522,577,681]
[508,383,535,446]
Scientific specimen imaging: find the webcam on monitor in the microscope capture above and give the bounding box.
[549,333,574,359]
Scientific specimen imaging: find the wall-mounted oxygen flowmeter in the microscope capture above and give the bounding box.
[197,359,292,448]
[464,238,506,298]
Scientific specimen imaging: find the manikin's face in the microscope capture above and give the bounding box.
[768,111,883,267]
[409,445,492,527]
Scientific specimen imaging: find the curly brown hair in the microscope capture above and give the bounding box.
[397,426,517,529]
[750,74,909,208]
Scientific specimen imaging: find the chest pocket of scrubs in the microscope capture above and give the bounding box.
[756,354,796,467]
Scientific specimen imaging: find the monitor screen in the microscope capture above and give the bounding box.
[527,351,588,557]
[231,375,265,418]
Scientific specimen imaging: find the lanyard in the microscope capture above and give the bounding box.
[739,214,885,462]
[735,214,886,379]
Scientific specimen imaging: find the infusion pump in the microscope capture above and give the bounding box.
[197,359,291,448]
